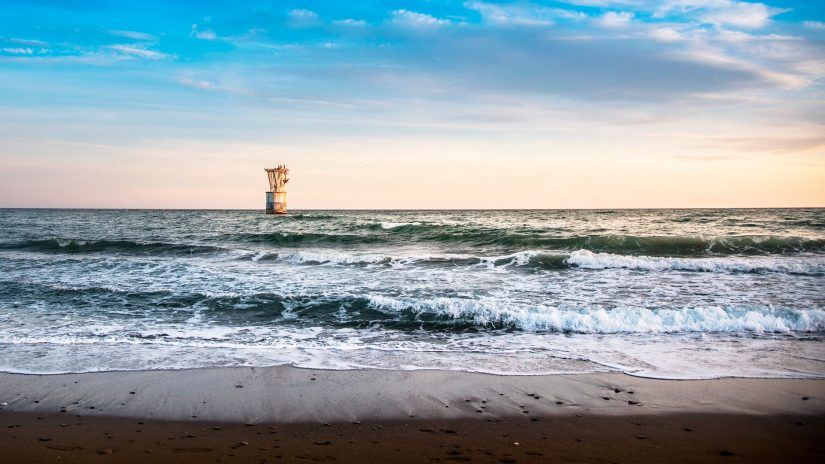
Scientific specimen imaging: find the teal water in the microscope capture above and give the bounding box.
[0,208,823,378]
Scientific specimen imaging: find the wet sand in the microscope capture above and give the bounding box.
[3,410,823,463]
[1,367,823,463]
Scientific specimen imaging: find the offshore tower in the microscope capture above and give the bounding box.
[264,165,289,214]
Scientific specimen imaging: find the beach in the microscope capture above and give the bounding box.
[1,366,823,463]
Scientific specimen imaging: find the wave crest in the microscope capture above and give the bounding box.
[238,249,824,275]
[566,250,825,275]
[243,228,825,255]
[3,281,823,334]
[367,295,825,333]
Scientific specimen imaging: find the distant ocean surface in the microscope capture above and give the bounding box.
[1,208,823,379]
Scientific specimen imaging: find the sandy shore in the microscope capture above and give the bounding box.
[1,366,823,462]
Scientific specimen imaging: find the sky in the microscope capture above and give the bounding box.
[0,0,824,209]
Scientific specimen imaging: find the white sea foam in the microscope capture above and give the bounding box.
[478,251,536,269]
[244,248,825,275]
[247,249,480,267]
[366,295,825,333]
[380,222,420,229]
[279,251,392,265]
[248,250,393,265]
[566,249,825,274]
[2,329,823,379]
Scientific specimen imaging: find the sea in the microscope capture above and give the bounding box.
[0,208,823,379]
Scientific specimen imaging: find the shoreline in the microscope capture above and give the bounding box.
[3,362,824,381]
[1,366,822,422]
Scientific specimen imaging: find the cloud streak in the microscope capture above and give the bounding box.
[390,9,451,27]
[464,1,586,26]
[109,30,156,41]
[106,44,174,60]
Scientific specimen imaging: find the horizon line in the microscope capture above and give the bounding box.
[2,206,823,211]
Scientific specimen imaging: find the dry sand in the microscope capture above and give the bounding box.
[1,366,823,463]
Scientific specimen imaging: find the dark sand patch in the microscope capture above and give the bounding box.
[1,410,823,463]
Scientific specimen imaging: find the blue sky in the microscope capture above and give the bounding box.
[1,0,823,208]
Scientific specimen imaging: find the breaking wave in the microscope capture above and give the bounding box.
[232,229,824,255]
[566,250,825,275]
[403,232,825,255]
[249,250,394,266]
[5,238,821,275]
[239,249,823,275]
[4,281,823,334]
[365,295,825,333]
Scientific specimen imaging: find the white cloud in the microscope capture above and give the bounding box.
[333,19,368,27]
[289,9,320,27]
[465,1,544,26]
[106,44,173,60]
[178,77,216,90]
[715,29,798,43]
[3,47,33,55]
[465,1,588,26]
[190,24,217,40]
[598,11,633,28]
[562,1,647,5]
[290,9,318,20]
[699,1,777,29]
[649,27,684,42]
[390,10,450,28]
[8,38,48,47]
[108,30,156,41]
[194,29,217,40]
[654,1,784,29]
[803,21,825,30]
[675,48,806,90]
[565,0,787,30]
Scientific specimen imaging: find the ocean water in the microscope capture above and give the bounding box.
[0,208,823,379]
